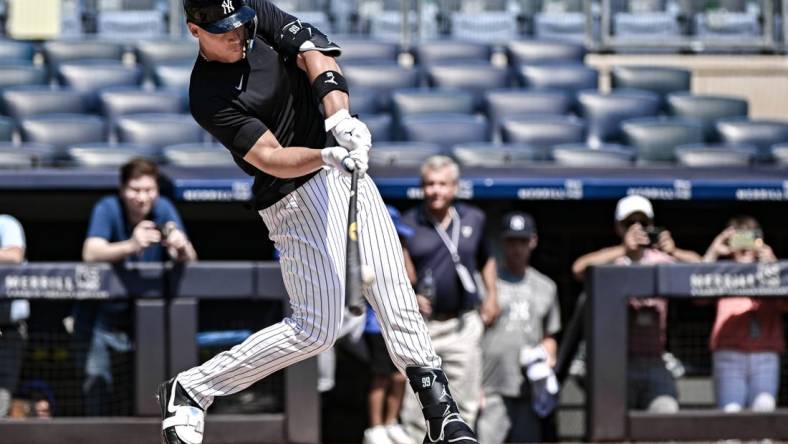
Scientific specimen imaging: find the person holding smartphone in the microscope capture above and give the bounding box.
[704,216,787,412]
[75,157,197,415]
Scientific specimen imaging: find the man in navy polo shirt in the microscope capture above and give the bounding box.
[400,155,499,438]
[75,157,197,415]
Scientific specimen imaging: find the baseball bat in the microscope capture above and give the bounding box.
[344,163,365,316]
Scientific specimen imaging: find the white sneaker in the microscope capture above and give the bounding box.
[364,425,395,444]
[386,423,417,444]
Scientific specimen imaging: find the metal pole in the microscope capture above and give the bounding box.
[401,0,412,54]
[763,0,775,50]
[601,0,611,50]
[169,0,182,37]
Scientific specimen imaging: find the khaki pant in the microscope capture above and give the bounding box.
[401,310,484,440]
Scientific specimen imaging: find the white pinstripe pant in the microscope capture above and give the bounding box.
[178,168,442,408]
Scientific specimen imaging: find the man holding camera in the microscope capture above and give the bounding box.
[572,195,700,412]
[75,157,196,415]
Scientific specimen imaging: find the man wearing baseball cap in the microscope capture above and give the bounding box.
[572,195,700,413]
[477,212,561,443]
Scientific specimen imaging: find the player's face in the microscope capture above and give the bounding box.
[190,23,246,63]
[422,167,458,213]
[121,175,159,220]
[502,236,536,269]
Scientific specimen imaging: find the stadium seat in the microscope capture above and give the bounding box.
[153,63,192,91]
[99,89,185,123]
[666,93,748,141]
[66,143,160,167]
[400,113,489,149]
[613,12,681,42]
[621,117,704,163]
[533,12,588,44]
[413,40,493,65]
[0,142,56,168]
[577,90,661,146]
[56,61,144,111]
[42,40,125,67]
[342,64,421,111]
[162,143,235,167]
[0,116,13,141]
[770,143,788,166]
[391,89,475,137]
[715,119,788,162]
[359,113,394,142]
[674,143,756,167]
[484,89,573,133]
[500,115,585,156]
[449,12,518,44]
[551,143,635,167]
[452,143,541,167]
[96,9,168,41]
[0,65,47,90]
[611,66,690,107]
[349,88,380,115]
[505,39,586,67]
[115,113,204,148]
[516,63,598,95]
[1,87,87,120]
[0,39,36,62]
[369,142,444,169]
[695,11,760,40]
[330,37,400,64]
[426,63,510,108]
[134,40,198,80]
[20,114,107,153]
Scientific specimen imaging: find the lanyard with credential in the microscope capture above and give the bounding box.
[430,207,477,294]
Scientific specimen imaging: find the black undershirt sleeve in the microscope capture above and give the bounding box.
[192,98,267,158]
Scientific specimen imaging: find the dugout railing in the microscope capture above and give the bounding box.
[586,262,788,441]
[0,261,318,444]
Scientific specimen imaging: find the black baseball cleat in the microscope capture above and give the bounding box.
[406,367,479,444]
[157,378,205,444]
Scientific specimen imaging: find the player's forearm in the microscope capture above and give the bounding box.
[671,247,702,263]
[83,240,138,263]
[244,144,323,179]
[481,257,497,302]
[300,51,349,117]
[541,337,558,367]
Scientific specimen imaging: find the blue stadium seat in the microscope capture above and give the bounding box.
[0,40,36,62]
[359,113,394,142]
[613,12,681,43]
[115,113,204,148]
[56,61,144,111]
[484,89,573,134]
[533,12,588,44]
[771,143,788,166]
[99,88,185,123]
[505,39,586,66]
[331,37,400,64]
[153,62,192,92]
[66,143,160,167]
[452,142,541,167]
[391,89,475,137]
[20,114,107,153]
[577,90,661,146]
[621,117,704,163]
[674,143,757,167]
[42,41,125,67]
[500,115,585,156]
[516,63,598,95]
[162,143,235,167]
[401,113,489,149]
[0,143,56,168]
[413,40,492,65]
[715,119,788,162]
[0,116,12,141]
[1,87,86,120]
[551,143,635,167]
[426,63,510,108]
[611,66,690,108]
[369,142,444,168]
[134,40,198,80]
[0,65,47,90]
[666,93,748,141]
[349,88,380,115]
[694,11,760,40]
[449,12,519,44]
[342,64,421,111]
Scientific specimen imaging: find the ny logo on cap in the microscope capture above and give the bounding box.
[222,0,235,14]
[510,215,525,231]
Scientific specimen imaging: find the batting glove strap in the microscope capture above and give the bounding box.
[324,108,351,132]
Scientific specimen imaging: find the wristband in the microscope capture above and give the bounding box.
[313,70,348,102]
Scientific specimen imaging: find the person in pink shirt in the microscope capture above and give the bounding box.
[573,195,701,412]
[703,215,785,412]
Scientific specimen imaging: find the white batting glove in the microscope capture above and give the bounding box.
[325,109,372,153]
[347,144,369,176]
[520,344,549,368]
[321,146,352,173]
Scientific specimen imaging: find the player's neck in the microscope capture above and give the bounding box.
[427,206,452,228]
[505,262,528,278]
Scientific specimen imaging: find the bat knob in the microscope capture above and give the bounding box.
[341,156,356,172]
[349,305,365,316]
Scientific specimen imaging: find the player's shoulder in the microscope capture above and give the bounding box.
[456,202,485,223]
[526,267,557,292]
